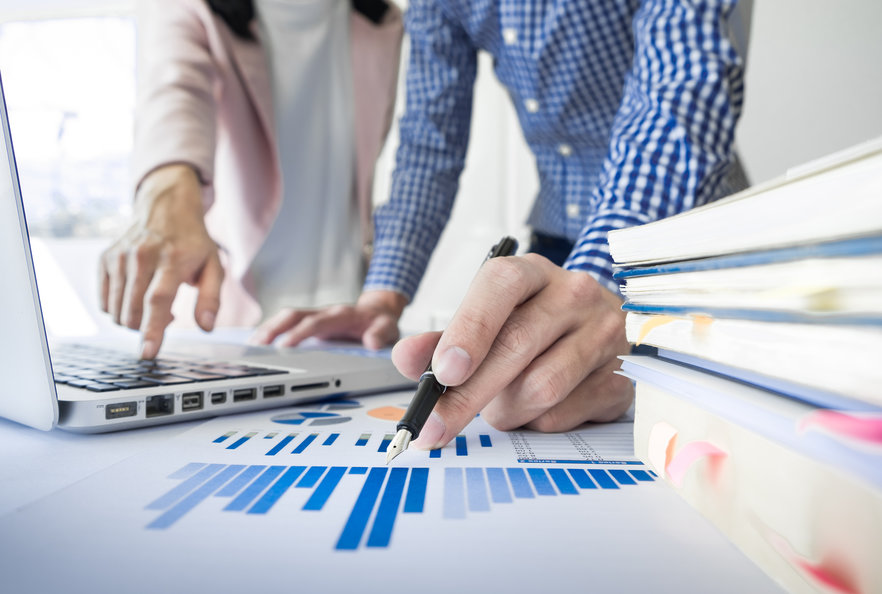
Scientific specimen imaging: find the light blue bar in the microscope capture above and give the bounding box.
[443,467,466,519]
[548,468,578,494]
[630,469,654,482]
[588,469,619,490]
[146,464,226,510]
[429,448,441,459]
[527,468,556,496]
[303,467,347,511]
[224,466,286,511]
[322,433,340,446]
[247,466,306,514]
[505,468,534,499]
[167,462,206,480]
[567,468,597,489]
[296,466,327,488]
[455,435,467,456]
[265,434,296,456]
[486,468,512,503]
[147,465,245,529]
[292,433,318,454]
[479,434,492,447]
[367,467,408,548]
[215,465,266,497]
[610,469,637,485]
[403,468,428,513]
[336,467,388,550]
[466,468,490,512]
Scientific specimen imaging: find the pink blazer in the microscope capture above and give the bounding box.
[132,0,403,325]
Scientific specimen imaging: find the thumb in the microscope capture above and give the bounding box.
[194,253,224,331]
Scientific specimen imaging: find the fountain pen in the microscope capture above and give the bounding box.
[386,236,518,464]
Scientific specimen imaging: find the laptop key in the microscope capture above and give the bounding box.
[137,373,193,385]
[109,379,161,389]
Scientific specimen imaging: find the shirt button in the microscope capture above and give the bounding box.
[558,143,573,157]
[566,204,581,219]
[503,28,518,45]
[524,98,539,113]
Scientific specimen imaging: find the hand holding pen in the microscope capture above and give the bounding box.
[386,235,635,462]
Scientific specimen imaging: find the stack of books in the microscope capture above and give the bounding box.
[608,137,882,594]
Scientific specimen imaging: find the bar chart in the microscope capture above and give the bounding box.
[145,461,654,550]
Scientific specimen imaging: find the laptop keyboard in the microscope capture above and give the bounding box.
[52,344,285,392]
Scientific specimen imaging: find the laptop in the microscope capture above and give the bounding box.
[0,74,413,433]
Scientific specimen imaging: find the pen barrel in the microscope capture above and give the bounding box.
[396,370,445,439]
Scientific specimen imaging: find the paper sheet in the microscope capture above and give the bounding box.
[0,391,782,593]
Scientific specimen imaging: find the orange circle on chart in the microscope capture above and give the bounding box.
[367,406,406,421]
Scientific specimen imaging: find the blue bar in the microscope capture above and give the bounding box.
[455,435,467,456]
[630,469,654,482]
[147,465,245,529]
[479,434,492,447]
[355,434,370,447]
[303,467,347,511]
[378,434,393,453]
[505,468,535,499]
[466,468,490,512]
[429,448,441,458]
[247,466,306,514]
[403,468,428,513]
[266,434,296,456]
[227,432,256,450]
[322,433,340,446]
[548,468,578,494]
[336,467,388,550]
[486,468,512,503]
[527,468,556,496]
[168,462,206,480]
[443,467,466,519]
[649,469,658,477]
[610,469,637,485]
[292,433,318,454]
[224,466,286,511]
[567,468,597,489]
[588,469,619,489]
[367,467,408,548]
[213,431,235,444]
[349,467,367,475]
[147,464,226,510]
[296,466,327,488]
[215,465,266,497]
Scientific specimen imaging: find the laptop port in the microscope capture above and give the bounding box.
[233,388,256,402]
[289,382,330,392]
[262,384,283,398]
[105,401,137,420]
[181,392,203,411]
[145,394,174,418]
[210,391,227,405]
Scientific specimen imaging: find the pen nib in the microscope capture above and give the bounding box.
[385,429,412,465]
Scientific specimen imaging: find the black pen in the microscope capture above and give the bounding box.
[385,235,519,464]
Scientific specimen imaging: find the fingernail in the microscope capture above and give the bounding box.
[199,311,216,330]
[141,339,158,360]
[433,346,471,386]
[411,412,446,450]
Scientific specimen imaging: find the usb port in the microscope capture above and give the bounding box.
[262,384,283,398]
[233,388,256,402]
[211,392,226,405]
[105,401,137,419]
[145,394,174,417]
[181,392,203,411]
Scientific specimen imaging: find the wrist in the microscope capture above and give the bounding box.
[135,164,205,228]
[357,289,408,320]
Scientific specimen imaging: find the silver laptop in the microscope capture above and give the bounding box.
[0,73,413,433]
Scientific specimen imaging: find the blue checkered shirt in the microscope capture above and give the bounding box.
[365,0,746,298]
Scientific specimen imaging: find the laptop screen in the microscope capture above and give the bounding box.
[0,72,59,430]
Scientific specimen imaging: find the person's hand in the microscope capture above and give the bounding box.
[391,253,633,448]
[250,289,408,350]
[99,164,224,359]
